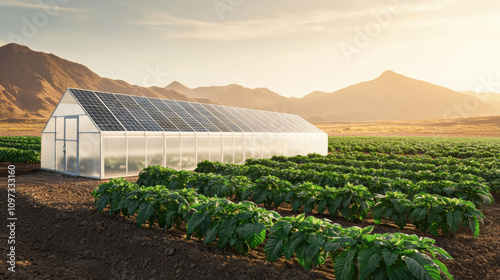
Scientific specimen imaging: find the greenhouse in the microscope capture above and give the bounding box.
[41,88,328,179]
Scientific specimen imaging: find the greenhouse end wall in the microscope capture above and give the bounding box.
[99,132,328,179]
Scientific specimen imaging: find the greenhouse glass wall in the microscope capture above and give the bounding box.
[41,88,328,179]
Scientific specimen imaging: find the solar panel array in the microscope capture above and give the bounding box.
[68,88,323,133]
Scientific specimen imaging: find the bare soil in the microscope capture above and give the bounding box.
[1,163,499,280]
[316,116,500,137]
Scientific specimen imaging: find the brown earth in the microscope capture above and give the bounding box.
[316,115,500,137]
[0,163,499,280]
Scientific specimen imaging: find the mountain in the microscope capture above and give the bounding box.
[288,70,499,122]
[0,43,196,119]
[462,90,500,109]
[165,82,290,112]
[1,43,498,123]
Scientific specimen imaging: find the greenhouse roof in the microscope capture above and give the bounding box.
[68,88,323,133]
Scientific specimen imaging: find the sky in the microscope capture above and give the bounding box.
[1,0,500,98]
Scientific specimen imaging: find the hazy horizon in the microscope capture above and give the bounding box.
[1,0,500,98]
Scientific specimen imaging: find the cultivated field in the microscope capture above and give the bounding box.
[0,137,499,279]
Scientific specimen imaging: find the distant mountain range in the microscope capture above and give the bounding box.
[0,43,499,122]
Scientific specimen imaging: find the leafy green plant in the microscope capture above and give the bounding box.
[410,194,485,237]
[241,175,293,207]
[373,191,412,229]
[265,214,343,270]
[187,199,279,254]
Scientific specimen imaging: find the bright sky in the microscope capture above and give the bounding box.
[1,0,500,97]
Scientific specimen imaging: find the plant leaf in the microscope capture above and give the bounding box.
[334,248,358,280]
[358,247,382,280]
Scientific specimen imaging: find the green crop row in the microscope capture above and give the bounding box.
[0,147,40,163]
[138,165,486,237]
[270,153,500,178]
[92,178,454,279]
[0,136,41,144]
[245,158,490,186]
[328,136,500,158]
[195,161,494,207]
[0,142,41,151]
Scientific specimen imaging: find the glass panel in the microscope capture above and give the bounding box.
[128,137,146,175]
[41,133,55,170]
[166,137,181,170]
[56,117,64,140]
[104,137,127,177]
[285,135,293,157]
[209,135,222,163]
[270,134,278,156]
[254,134,263,159]
[65,118,77,141]
[222,136,233,163]
[79,115,98,132]
[44,117,55,133]
[53,92,85,116]
[234,135,244,164]
[181,136,196,170]
[196,136,210,163]
[277,134,286,156]
[244,134,253,160]
[292,135,299,156]
[298,135,305,155]
[147,137,164,167]
[56,140,64,171]
[79,133,100,177]
[66,141,78,174]
[262,134,271,159]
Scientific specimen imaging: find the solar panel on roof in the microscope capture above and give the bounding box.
[69,88,322,134]
[94,91,145,131]
[261,111,290,133]
[290,114,318,133]
[113,95,163,131]
[236,109,267,132]
[190,103,233,132]
[250,110,285,133]
[149,98,194,132]
[70,89,125,131]
[203,104,242,132]
[132,96,179,132]
[282,114,307,133]
[271,113,300,133]
[164,100,208,132]
[211,106,253,132]
[176,102,220,132]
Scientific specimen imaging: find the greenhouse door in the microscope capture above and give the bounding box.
[64,116,78,175]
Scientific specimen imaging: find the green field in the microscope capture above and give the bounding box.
[92,136,500,280]
[0,136,41,163]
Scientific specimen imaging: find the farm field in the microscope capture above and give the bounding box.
[1,136,499,279]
